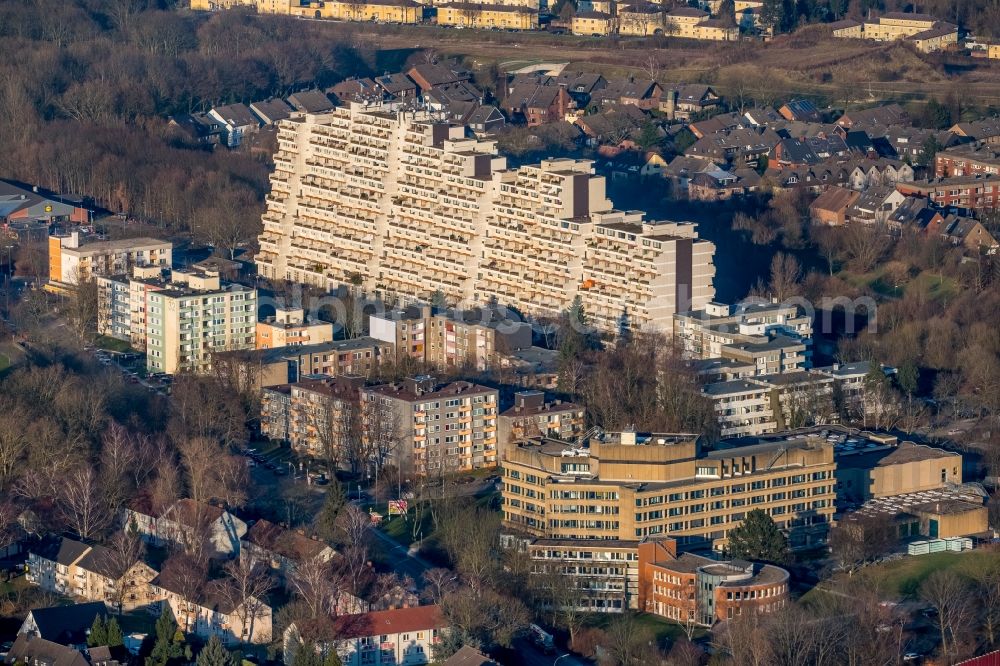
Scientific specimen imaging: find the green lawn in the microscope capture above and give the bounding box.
[95,335,133,353]
[858,550,997,599]
[585,612,706,643]
[0,353,9,373]
[905,272,957,302]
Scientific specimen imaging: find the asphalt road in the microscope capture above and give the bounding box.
[506,638,589,666]
[369,521,434,586]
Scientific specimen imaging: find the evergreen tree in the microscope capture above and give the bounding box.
[322,651,343,666]
[316,478,347,542]
[717,0,737,26]
[146,606,184,666]
[760,0,784,31]
[727,508,789,563]
[105,617,124,649]
[88,615,107,647]
[196,636,235,666]
[293,642,322,666]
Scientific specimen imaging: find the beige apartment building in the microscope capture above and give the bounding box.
[703,371,837,438]
[362,376,499,476]
[369,304,531,371]
[256,306,334,349]
[47,232,171,292]
[256,102,716,333]
[832,12,958,52]
[436,3,539,29]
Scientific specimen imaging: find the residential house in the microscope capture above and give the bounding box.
[168,113,224,145]
[779,99,822,122]
[368,304,532,371]
[329,78,382,104]
[17,603,108,649]
[151,570,272,645]
[836,104,909,130]
[283,605,446,666]
[809,185,861,225]
[688,166,760,201]
[688,112,746,139]
[575,105,649,145]
[640,151,670,178]
[661,84,721,121]
[950,119,1000,145]
[551,71,607,107]
[940,215,999,252]
[846,185,906,224]
[286,90,337,114]
[442,647,498,666]
[374,73,419,100]
[208,103,261,148]
[465,105,506,133]
[686,127,781,166]
[664,155,719,196]
[591,78,664,111]
[250,99,295,125]
[405,63,472,93]
[240,520,336,578]
[4,636,91,666]
[504,83,572,125]
[126,498,248,559]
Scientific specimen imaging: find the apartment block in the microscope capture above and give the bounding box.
[897,175,1000,211]
[832,12,957,52]
[436,3,539,29]
[703,371,836,438]
[935,142,1000,178]
[503,429,836,552]
[497,390,586,452]
[257,306,334,349]
[674,301,812,370]
[47,231,171,291]
[369,304,531,371]
[218,338,393,389]
[97,267,257,374]
[362,376,499,476]
[27,536,159,612]
[261,375,365,457]
[256,102,716,333]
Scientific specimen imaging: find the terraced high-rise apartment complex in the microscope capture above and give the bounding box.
[256,101,716,332]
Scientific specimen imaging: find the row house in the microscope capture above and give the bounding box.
[688,166,761,201]
[846,186,906,225]
[897,174,1000,211]
[686,127,781,166]
[503,83,574,126]
[27,537,158,612]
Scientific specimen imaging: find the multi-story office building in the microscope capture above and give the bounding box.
[502,429,836,551]
[638,538,789,624]
[256,306,334,349]
[369,304,531,371]
[97,267,256,374]
[674,301,812,371]
[362,376,499,476]
[260,375,365,456]
[502,429,834,611]
[47,232,171,292]
[497,390,586,452]
[256,102,716,333]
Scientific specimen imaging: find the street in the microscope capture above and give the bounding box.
[369,524,434,586]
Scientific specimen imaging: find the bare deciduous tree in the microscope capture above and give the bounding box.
[212,558,274,643]
[57,467,112,539]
